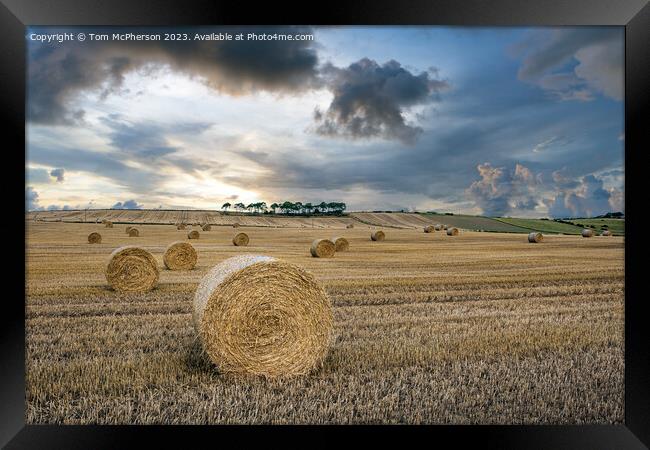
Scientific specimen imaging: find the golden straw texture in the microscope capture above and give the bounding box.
[177,224,186,230]
[193,254,333,377]
[371,230,385,241]
[310,239,335,257]
[128,228,139,237]
[105,221,113,228]
[528,232,543,243]
[188,230,200,239]
[233,232,250,246]
[233,223,240,228]
[87,232,102,244]
[424,225,435,233]
[105,246,159,292]
[331,237,349,252]
[125,226,133,234]
[446,228,459,236]
[202,224,212,231]
[163,241,198,270]
[346,223,354,229]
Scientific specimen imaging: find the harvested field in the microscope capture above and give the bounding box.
[26,220,624,425]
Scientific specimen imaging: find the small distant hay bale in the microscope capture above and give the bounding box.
[101,219,107,224]
[202,224,212,231]
[601,230,612,236]
[443,225,449,230]
[434,224,443,231]
[331,237,349,252]
[424,225,435,233]
[105,246,159,293]
[233,223,240,228]
[128,227,139,237]
[371,230,385,241]
[193,255,332,377]
[88,232,102,244]
[105,221,113,228]
[233,232,250,246]
[528,232,543,243]
[125,226,134,234]
[163,241,197,270]
[188,230,200,239]
[310,239,335,258]
[177,223,186,230]
[346,223,354,229]
[446,227,459,236]
[582,229,594,238]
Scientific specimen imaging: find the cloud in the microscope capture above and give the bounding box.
[514,28,622,101]
[545,173,621,218]
[50,168,65,182]
[112,199,143,209]
[313,59,449,144]
[27,26,320,124]
[465,163,541,216]
[26,186,42,210]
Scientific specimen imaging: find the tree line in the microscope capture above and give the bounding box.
[220,201,346,215]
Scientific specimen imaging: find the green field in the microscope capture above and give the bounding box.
[494,218,586,235]
[418,213,532,233]
[566,219,625,235]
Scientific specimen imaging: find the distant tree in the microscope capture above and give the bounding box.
[234,202,246,212]
[222,202,231,212]
[270,203,279,214]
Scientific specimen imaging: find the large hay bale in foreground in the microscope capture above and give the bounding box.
[446,227,459,236]
[105,246,159,292]
[434,224,443,231]
[202,224,212,231]
[528,232,543,243]
[105,221,113,228]
[424,225,435,233]
[310,239,335,257]
[371,230,385,241]
[163,241,198,270]
[582,229,594,238]
[128,227,139,237]
[346,223,354,229]
[331,237,349,252]
[233,232,250,246]
[193,254,333,377]
[88,232,102,244]
[188,230,200,239]
[601,230,612,236]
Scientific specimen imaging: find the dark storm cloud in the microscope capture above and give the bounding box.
[27,26,320,124]
[514,28,623,101]
[112,199,143,209]
[314,59,449,144]
[50,168,65,182]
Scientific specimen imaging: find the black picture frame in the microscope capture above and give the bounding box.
[2,0,648,447]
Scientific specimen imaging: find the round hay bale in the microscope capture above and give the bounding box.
[105,246,159,293]
[371,230,385,241]
[446,227,459,236]
[202,224,212,231]
[528,232,543,243]
[88,232,102,244]
[424,225,435,233]
[105,221,113,228]
[310,239,335,258]
[434,224,443,231]
[128,227,139,237]
[582,229,594,238]
[233,223,240,228]
[177,223,186,230]
[188,230,200,239]
[233,232,250,246]
[125,226,134,234]
[331,237,349,252]
[346,223,354,229]
[443,225,449,230]
[193,254,333,377]
[163,241,198,270]
[601,230,612,236]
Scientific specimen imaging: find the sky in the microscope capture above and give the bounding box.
[25,26,624,217]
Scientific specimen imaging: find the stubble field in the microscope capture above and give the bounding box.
[25,219,624,424]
